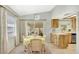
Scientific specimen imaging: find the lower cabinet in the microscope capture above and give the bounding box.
[50,33,57,45]
[50,33,70,48]
[67,33,72,44]
[59,35,68,48]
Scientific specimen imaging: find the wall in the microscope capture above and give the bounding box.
[16,17,20,45]
[20,12,52,42]
[19,20,26,42]
[76,12,79,53]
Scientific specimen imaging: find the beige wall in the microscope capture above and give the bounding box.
[19,20,26,42]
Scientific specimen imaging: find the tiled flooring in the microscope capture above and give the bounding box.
[47,43,76,54]
[9,44,26,54]
[9,43,51,54]
[10,43,76,54]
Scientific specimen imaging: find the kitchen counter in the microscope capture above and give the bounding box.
[52,32,71,35]
[50,33,69,48]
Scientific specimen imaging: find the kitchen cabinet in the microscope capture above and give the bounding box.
[50,33,57,45]
[50,33,69,48]
[51,19,59,28]
[70,16,76,32]
[67,33,72,44]
[59,35,68,48]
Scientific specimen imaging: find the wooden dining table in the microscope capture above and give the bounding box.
[23,35,46,53]
[23,35,46,48]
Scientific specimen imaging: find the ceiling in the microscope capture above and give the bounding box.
[8,5,55,16]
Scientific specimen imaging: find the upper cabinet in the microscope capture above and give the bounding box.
[51,19,59,28]
[70,16,76,32]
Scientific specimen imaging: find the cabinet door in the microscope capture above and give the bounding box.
[59,35,68,48]
[70,16,76,32]
[67,33,72,44]
[59,35,64,48]
[51,19,59,28]
[63,35,68,48]
[50,33,57,44]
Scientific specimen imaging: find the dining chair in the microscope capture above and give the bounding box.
[29,39,45,54]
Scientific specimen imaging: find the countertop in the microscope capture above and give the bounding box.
[52,32,76,35]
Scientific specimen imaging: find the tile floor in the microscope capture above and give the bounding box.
[10,43,76,54]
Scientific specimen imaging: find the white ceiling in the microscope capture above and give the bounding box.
[8,5,55,16]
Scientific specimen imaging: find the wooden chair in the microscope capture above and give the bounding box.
[29,39,45,54]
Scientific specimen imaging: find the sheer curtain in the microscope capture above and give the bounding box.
[0,6,18,53]
[7,12,16,53]
[0,6,1,53]
[0,6,8,53]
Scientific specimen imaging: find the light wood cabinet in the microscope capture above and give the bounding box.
[70,16,76,32]
[50,33,71,48]
[59,35,68,48]
[51,19,59,28]
[67,33,72,44]
[50,33,57,44]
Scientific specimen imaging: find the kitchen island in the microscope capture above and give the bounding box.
[50,33,70,48]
